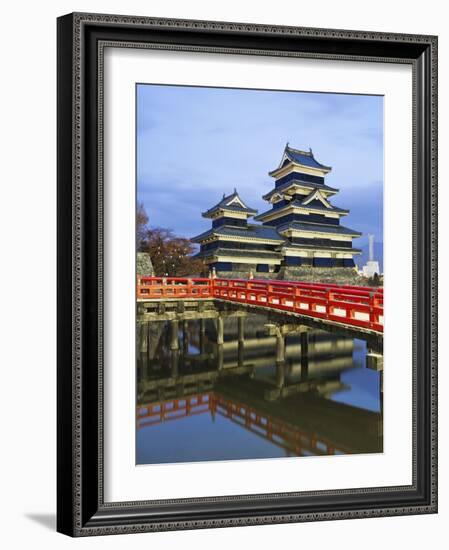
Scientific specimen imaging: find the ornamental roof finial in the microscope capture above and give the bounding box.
[233,187,237,194]
[309,147,313,155]
[222,192,225,199]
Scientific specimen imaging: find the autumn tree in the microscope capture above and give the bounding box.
[145,228,204,276]
[136,203,205,276]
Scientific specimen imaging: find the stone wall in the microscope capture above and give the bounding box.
[137,252,154,276]
[214,265,371,285]
[277,266,370,285]
[215,271,274,280]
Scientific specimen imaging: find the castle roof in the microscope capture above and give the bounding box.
[281,242,362,254]
[262,179,339,201]
[196,248,282,260]
[202,190,258,218]
[269,143,332,175]
[277,221,362,237]
[191,224,285,243]
[254,197,349,221]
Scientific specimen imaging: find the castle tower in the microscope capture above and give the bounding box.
[255,143,362,270]
[191,189,284,276]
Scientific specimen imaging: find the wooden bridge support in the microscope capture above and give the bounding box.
[366,351,384,372]
[182,320,189,354]
[264,323,286,364]
[276,333,286,364]
[366,349,384,422]
[238,340,244,369]
[238,317,245,342]
[139,322,149,354]
[216,317,224,345]
[169,319,180,351]
[276,361,286,389]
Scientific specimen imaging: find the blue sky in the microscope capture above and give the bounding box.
[137,84,383,252]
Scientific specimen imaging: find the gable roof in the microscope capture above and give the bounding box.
[262,178,339,201]
[202,189,258,218]
[301,189,332,208]
[269,143,332,175]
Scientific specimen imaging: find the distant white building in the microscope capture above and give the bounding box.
[362,234,380,277]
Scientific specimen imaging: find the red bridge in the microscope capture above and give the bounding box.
[137,276,383,334]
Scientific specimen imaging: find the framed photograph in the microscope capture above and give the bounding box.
[57,12,438,536]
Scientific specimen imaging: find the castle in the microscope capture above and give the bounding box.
[192,144,362,282]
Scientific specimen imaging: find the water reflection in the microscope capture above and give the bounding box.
[137,309,383,465]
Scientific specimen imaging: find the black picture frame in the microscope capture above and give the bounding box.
[57,12,438,536]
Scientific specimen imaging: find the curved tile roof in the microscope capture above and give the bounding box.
[269,144,332,175]
[191,224,286,243]
[282,242,362,253]
[284,145,332,170]
[196,248,282,259]
[254,199,349,221]
[277,221,362,237]
[202,190,258,218]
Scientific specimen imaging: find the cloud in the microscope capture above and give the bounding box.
[137,84,383,242]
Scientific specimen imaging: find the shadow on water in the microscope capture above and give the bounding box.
[136,303,383,465]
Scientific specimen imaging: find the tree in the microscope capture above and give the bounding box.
[145,228,205,276]
[136,202,149,251]
[136,203,205,276]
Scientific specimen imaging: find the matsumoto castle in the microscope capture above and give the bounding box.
[192,144,362,280]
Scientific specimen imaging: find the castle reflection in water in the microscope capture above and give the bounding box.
[137,307,383,465]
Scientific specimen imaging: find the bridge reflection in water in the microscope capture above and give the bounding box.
[137,304,383,464]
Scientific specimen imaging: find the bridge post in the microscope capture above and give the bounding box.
[139,322,148,354]
[366,351,383,372]
[216,316,224,345]
[366,349,383,419]
[238,317,245,342]
[238,340,244,369]
[182,320,189,354]
[276,332,286,363]
[276,360,285,389]
[169,319,180,351]
[217,342,224,370]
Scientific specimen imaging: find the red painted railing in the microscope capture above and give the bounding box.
[137,276,212,300]
[137,276,383,333]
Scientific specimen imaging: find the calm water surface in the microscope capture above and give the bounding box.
[136,310,382,465]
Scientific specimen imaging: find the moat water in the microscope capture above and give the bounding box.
[136,310,382,465]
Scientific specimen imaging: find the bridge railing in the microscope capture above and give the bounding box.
[137,276,212,300]
[137,276,383,333]
[212,278,383,333]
